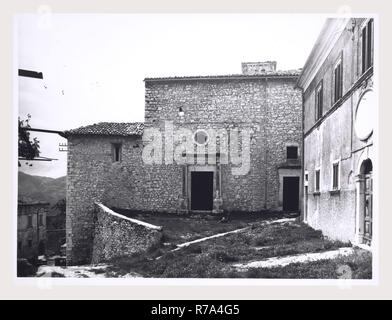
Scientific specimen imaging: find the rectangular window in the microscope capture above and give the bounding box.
[112,143,122,162]
[27,215,32,227]
[332,162,340,190]
[362,19,374,74]
[28,240,32,248]
[334,58,343,103]
[304,171,309,187]
[315,169,320,192]
[286,146,298,159]
[315,81,323,120]
[39,214,43,226]
[18,241,22,251]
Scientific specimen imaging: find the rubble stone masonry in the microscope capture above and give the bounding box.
[66,65,302,265]
[91,203,162,264]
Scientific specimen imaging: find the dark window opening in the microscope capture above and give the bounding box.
[315,81,323,120]
[334,59,343,103]
[27,215,32,227]
[287,146,298,159]
[18,241,22,251]
[112,143,122,162]
[28,240,32,248]
[332,162,339,190]
[315,169,320,192]
[39,214,43,226]
[362,19,374,74]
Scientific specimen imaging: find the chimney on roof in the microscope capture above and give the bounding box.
[241,61,277,75]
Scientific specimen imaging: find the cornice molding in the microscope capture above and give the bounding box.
[297,18,350,91]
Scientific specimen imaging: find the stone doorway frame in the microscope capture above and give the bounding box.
[277,167,301,211]
[355,148,374,247]
[178,153,223,214]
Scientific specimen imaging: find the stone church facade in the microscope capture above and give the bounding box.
[64,61,303,265]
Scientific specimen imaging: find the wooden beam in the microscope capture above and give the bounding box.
[19,127,64,135]
[18,69,43,79]
[18,156,58,161]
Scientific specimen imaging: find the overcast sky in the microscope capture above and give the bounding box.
[17,14,326,178]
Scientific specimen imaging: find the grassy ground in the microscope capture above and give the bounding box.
[114,209,294,244]
[105,218,372,279]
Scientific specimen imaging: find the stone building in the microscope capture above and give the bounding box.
[64,61,303,265]
[297,18,375,246]
[17,201,48,260]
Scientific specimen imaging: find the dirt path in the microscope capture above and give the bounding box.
[232,247,355,270]
[36,265,142,278]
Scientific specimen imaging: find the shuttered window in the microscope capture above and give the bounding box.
[332,162,339,190]
[362,19,374,74]
[315,81,323,120]
[334,59,343,103]
[315,169,320,192]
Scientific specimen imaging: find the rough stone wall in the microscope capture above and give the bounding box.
[265,80,303,209]
[242,61,277,75]
[67,75,302,264]
[66,134,181,265]
[145,77,302,212]
[91,203,162,264]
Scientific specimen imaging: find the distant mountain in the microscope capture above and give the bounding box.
[18,171,66,205]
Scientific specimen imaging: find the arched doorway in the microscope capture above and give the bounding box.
[356,158,373,246]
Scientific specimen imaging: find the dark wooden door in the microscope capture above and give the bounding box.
[191,171,213,211]
[363,173,373,245]
[283,177,300,211]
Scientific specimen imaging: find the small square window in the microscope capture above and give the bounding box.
[112,143,122,162]
[287,146,298,159]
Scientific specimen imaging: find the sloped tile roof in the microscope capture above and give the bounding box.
[144,69,302,82]
[64,122,144,137]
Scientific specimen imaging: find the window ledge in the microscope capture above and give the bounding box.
[313,191,321,196]
[329,189,340,195]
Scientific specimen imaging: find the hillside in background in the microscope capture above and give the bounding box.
[18,171,66,205]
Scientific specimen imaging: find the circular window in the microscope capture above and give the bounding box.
[354,90,375,141]
[194,129,209,146]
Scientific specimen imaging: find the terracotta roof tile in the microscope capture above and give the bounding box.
[64,122,144,137]
[144,69,302,82]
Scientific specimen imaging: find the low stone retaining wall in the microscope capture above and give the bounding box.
[91,202,163,264]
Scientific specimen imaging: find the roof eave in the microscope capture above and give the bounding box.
[144,74,300,82]
[296,18,350,91]
[64,132,143,138]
